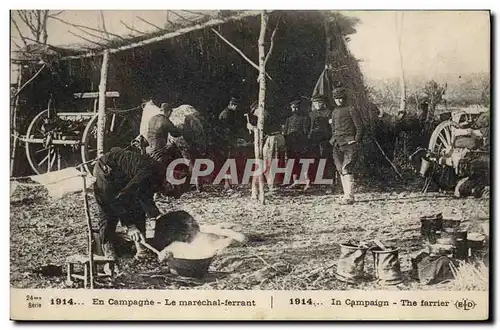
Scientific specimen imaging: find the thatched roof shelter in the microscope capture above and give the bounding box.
[13,10,372,130]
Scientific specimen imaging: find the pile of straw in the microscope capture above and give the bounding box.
[449,260,488,291]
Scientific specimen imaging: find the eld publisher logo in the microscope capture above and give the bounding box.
[455,299,476,311]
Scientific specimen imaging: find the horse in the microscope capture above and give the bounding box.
[140,100,209,191]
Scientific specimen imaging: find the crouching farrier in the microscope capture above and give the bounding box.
[93,147,170,266]
[329,87,364,204]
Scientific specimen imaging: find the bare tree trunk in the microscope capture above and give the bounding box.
[251,128,259,199]
[255,11,269,204]
[97,50,110,157]
[396,12,406,113]
[42,10,49,44]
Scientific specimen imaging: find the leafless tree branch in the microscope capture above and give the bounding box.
[42,10,49,43]
[100,11,110,39]
[11,63,46,99]
[10,16,28,47]
[211,28,272,81]
[72,25,112,42]
[169,10,194,24]
[48,10,64,18]
[17,10,36,32]
[264,17,280,67]
[35,10,41,41]
[11,38,22,50]
[51,16,126,40]
[136,16,163,30]
[120,20,146,35]
[68,31,108,47]
[181,10,213,18]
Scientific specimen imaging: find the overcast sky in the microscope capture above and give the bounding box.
[11,10,490,81]
[344,11,490,80]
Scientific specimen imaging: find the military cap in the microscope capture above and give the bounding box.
[229,97,240,105]
[290,99,301,106]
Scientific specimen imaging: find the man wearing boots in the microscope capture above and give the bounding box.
[218,97,244,190]
[329,87,364,204]
[308,94,333,192]
[93,147,188,273]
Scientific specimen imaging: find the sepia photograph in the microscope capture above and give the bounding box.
[9,8,491,320]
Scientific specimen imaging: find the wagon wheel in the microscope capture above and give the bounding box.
[81,112,140,173]
[25,110,80,175]
[424,120,457,192]
[428,120,455,155]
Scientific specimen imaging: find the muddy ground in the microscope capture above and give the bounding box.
[10,178,489,291]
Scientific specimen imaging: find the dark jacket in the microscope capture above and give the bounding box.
[94,147,164,221]
[309,108,332,142]
[330,105,364,146]
[284,113,310,140]
[218,107,244,138]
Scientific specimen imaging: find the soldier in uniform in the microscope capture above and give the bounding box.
[283,99,311,189]
[218,97,244,189]
[454,109,490,198]
[329,87,364,204]
[93,147,190,272]
[145,102,182,164]
[308,94,333,191]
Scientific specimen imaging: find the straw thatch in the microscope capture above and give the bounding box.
[14,10,364,128]
[12,10,377,176]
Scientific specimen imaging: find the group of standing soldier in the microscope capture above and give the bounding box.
[218,86,364,205]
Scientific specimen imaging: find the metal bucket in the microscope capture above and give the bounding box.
[468,233,486,260]
[420,158,434,177]
[168,257,214,278]
[442,219,461,230]
[419,213,443,244]
[436,227,458,246]
[371,247,403,285]
[456,229,468,241]
[453,239,469,260]
[335,243,368,284]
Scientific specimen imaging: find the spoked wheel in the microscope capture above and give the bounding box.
[428,120,455,155]
[424,120,458,192]
[25,110,80,174]
[81,112,140,173]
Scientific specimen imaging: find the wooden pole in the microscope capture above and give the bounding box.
[255,11,269,204]
[211,28,273,81]
[11,63,46,100]
[396,12,406,113]
[97,50,110,157]
[10,64,23,176]
[81,173,94,289]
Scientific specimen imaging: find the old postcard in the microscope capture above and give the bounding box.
[9,9,490,321]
